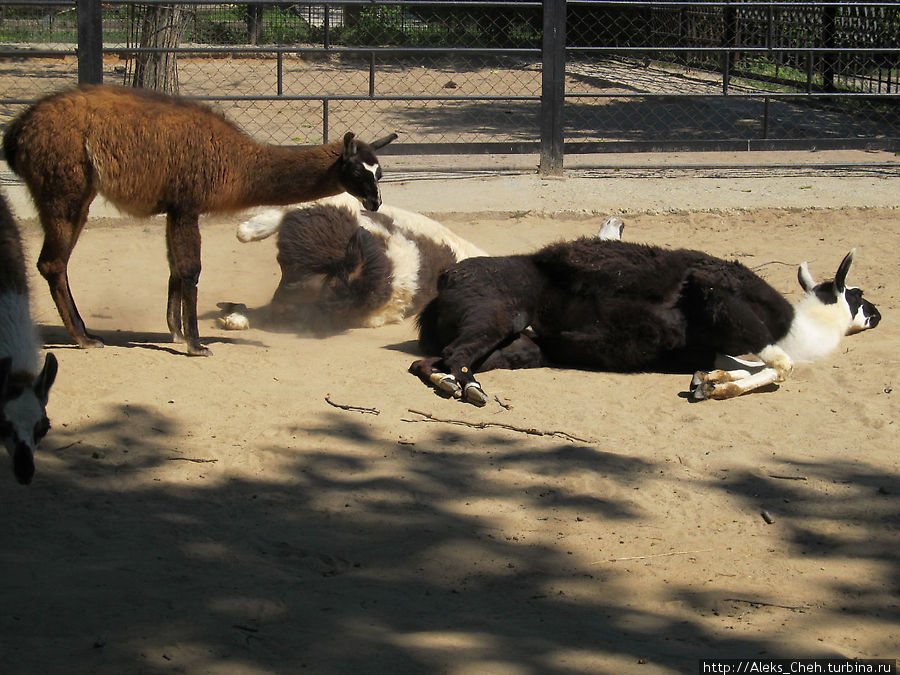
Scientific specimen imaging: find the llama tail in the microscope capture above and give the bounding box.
[2,113,25,175]
[236,209,286,242]
[415,297,445,355]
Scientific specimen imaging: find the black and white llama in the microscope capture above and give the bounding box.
[230,193,487,332]
[0,192,58,483]
[410,237,880,405]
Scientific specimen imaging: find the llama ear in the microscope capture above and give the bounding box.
[34,352,58,405]
[370,133,398,150]
[342,132,358,159]
[797,261,816,293]
[834,249,855,293]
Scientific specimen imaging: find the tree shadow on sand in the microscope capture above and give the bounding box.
[4,396,892,673]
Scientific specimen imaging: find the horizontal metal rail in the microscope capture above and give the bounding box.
[1,0,896,165]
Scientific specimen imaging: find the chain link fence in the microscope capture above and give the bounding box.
[1,0,898,166]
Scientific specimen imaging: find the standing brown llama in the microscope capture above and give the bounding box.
[2,84,396,356]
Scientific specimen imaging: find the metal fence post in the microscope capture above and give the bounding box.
[77,0,104,84]
[539,0,565,175]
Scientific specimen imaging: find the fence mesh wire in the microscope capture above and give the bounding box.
[0,1,897,153]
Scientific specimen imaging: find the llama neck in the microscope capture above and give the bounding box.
[776,296,849,364]
[0,290,40,376]
[235,140,346,209]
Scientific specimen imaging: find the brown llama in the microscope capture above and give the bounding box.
[0,190,58,484]
[2,84,397,356]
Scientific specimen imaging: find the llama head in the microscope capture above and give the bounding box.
[1,352,57,485]
[595,216,625,241]
[337,132,398,212]
[798,249,881,334]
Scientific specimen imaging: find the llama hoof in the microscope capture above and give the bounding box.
[187,344,212,357]
[429,372,461,397]
[463,382,488,406]
[690,371,703,390]
[691,382,711,401]
[78,337,105,349]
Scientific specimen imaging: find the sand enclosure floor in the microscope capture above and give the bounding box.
[1,201,898,673]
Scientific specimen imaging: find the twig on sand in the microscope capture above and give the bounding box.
[168,457,218,463]
[594,549,712,564]
[767,474,808,481]
[724,598,809,611]
[325,395,380,415]
[751,260,794,271]
[404,409,595,443]
[52,440,82,452]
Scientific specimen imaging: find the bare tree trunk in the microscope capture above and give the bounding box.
[247,4,263,45]
[132,4,187,93]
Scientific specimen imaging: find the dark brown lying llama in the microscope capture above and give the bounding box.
[0,191,58,484]
[2,84,396,356]
[230,193,487,332]
[410,238,881,405]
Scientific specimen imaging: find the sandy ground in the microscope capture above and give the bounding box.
[1,163,899,673]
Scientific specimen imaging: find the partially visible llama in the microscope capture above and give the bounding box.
[0,191,58,484]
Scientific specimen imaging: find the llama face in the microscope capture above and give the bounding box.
[798,250,880,335]
[1,353,57,485]
[338,132,397,212]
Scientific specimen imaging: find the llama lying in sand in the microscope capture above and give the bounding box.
[410,237,880,405]
[0,191,58,484]
[3,84,396,356]
[231,197,626,333]
[231,193,488,331]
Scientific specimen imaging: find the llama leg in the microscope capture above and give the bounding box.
[690,354,766,392]
[166,213,209,356]
[409,357,463,397]
[693,346,793,400]
[479,332,545,371]
[166,232,183,342]
[435,319,527,406]
[166,271,184,343]
[36,196,103,348]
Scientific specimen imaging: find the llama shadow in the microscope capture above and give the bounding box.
[382,339,422,356]
[37,324,266,355]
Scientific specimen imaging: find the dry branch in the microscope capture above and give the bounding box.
[724,597,809,611]
[594,548,711,564]
[325,395,380,415]
[404,409,595,443]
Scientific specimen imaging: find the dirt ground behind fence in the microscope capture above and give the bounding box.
[3,54,897,151]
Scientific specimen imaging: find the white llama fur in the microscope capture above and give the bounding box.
[237,193,487,260]
[775,293,850,364]
[355,210,422,327]
[0,290,40,376]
